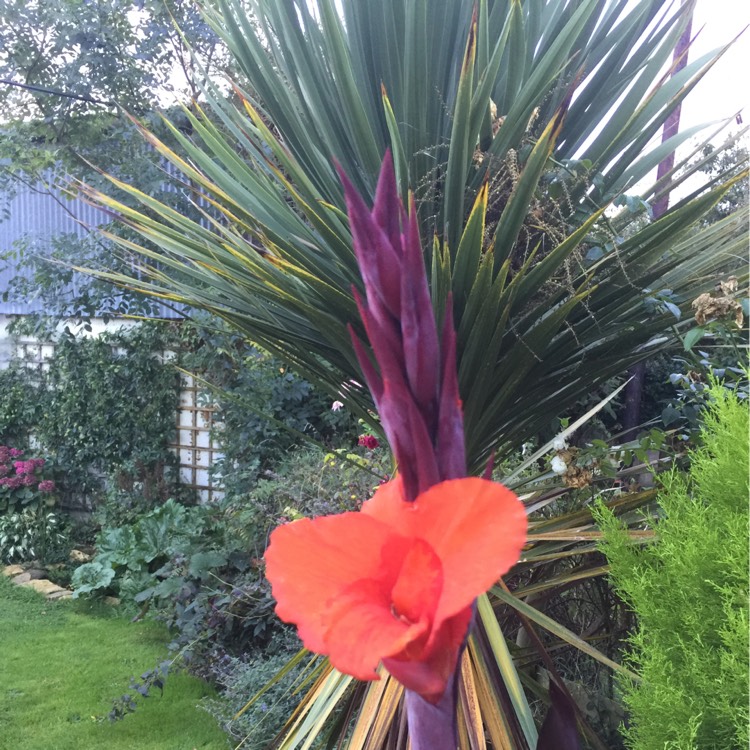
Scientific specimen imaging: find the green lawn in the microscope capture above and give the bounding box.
[0,575,229,750]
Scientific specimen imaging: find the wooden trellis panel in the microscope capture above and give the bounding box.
[173,372,224,503]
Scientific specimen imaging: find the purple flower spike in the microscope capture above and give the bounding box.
[339,152,466,502]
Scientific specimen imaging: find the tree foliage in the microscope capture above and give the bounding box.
[0,0,224,123]
[0,0,233,321]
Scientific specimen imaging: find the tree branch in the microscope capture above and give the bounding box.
[0,78,112,107]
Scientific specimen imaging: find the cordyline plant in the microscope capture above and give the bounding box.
[75,0,749,745]
[79,0,749,477]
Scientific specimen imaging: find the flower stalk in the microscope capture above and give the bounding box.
[264,154,527,750]
[339,152,472,747]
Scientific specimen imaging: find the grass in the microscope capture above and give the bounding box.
[0,574,229,750]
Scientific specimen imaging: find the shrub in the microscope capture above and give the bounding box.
[0,323,181,508]
[247,444,390,521]
[595,382,749,750]
[0,444,65,563]
[201,634,304,750]
[0,445,57,513]
[39,326,180,500]
[0,508,68,563]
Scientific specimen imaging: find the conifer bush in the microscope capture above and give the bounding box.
[595,383,749,750]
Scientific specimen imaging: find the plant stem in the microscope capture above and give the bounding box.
[404,673,459,750]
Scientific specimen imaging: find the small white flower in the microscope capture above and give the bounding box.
[551,455,568,475]
[552,434,568,451]
[331,401,344,411]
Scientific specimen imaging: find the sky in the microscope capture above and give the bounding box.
[680,0,750,131]
[631,0,750,203]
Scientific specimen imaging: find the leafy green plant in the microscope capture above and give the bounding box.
[0,508,68,563]
[594,382,749,750]
[70,561,117,595]
[72,499,207,598]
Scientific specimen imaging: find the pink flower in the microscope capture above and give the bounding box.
[22,474,36,486]
[38,480,56,493]
[358,434,380,450]
[10,448,24,458]
[13,459,44,475]
[0,465,9,478]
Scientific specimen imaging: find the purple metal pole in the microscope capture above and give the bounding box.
[621,3,694,441]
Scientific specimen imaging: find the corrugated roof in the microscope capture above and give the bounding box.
[0,174,183,319]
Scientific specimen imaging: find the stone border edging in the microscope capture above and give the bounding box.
[2,563,73,599]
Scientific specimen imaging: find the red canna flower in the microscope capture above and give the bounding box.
[264,474,526,703]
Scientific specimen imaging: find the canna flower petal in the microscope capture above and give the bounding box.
[265,512,398,655]
[363,477,528,623]
[383,606,473,701]
[324,578,431,680]
[265,476,527,701]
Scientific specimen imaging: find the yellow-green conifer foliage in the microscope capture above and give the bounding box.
[596,382,749,750]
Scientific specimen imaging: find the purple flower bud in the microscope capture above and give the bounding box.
[339,152,466,501]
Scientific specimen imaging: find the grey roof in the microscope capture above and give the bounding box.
[0,175,183,319]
